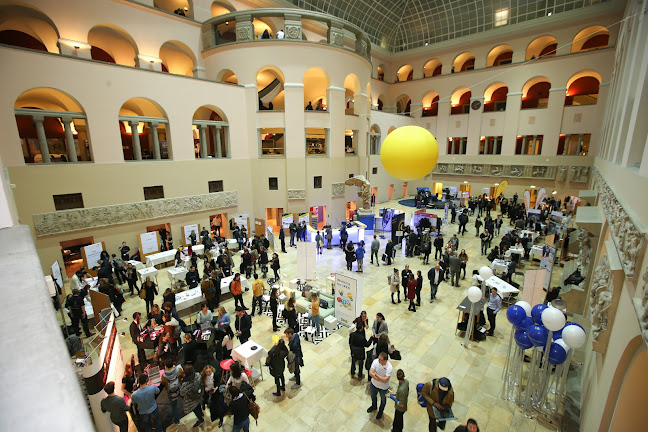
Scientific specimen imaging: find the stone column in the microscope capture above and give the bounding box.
[149,122,161,160]
[129,120,142,160]
[544,88,567,156]
[532,135,539,154]
[60,117,78,162]
[198,124,208,158]
[467,97,484,155]
[501,92,522,155]
[577,133,584,155]
[564,134,572,155]
[410,102,423,118]
[283,13,303,40]
[32,115,50,163]
[212,126,222,158]
[435,100,451,154]
[235,14,254,41]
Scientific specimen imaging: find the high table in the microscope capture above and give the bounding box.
[167,267,188,286]
[491,259,509,275]
[232,340,268,380]
[127,260,145,270]
[530,245,544,260]
[220,274,251,295]
[455,297,488,341]
[145,245,206,267]
[520,230,539,242]
[137,267,159,284]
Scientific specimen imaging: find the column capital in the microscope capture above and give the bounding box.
[148,121,159,128]
[129,120,140,126]
[31,114,45,122]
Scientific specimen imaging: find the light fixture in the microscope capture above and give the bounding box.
[463,181,468,184]
[495,183,500,186]
[184,7,188,11]
[552,190,558,195]
[530,185,536,189]
[225,21,229,24]
[425,42,428,46]
[548,12,552,16]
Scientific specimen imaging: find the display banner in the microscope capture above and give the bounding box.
[382,209,395,231]
[297,242,316,280]
[234,214,248,232]
[51,261,63,291]
[495,180,509,197]
[182,224,200,246]
[298,213,309,224]
[523,190,531,215]
[535,188,547,208]
[281,213,293,228]
[266,226,276,252]
[334,272,363,327]
[84,242,104,268]
[539,245,556,290]
[139,231,159,255]
[391,212,405,243]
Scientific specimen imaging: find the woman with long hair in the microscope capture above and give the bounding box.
[271,253,281,280]
[227,361,249,388]
[220,324,235,360]
[267,338,288,396]
[283,297,298,332]
[270,287,280,332]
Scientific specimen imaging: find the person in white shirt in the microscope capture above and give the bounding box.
[367,352,392,420]
[277,29,285,39]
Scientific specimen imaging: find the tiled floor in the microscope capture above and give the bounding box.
[72,199,569,431]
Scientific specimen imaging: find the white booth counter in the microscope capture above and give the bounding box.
[145,245,206,267]
[305,222,367,245]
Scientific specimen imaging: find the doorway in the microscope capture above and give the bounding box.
[310,206,327,229]
[388,184,394,200]
[60,237,94,278]
[254,218,265,236]
[371,187,378,207]
[346,201,357,221]
[432,182,443,198]
[147,223,172,250]
[265,208,284,233]
[402,182,408,197]
[209,213,228,238]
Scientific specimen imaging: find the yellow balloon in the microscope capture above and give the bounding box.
[380,126,438,181]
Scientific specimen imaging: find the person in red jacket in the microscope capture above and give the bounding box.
[230,273,245,309]
[406,274,417,312]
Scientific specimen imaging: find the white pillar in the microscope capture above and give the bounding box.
[32,115,50,163]
[212,126,222,158]
[149,122,161,160]
[564,134,572,155]
[199,124,208,158]
[577,134,584,155]
[129,120,142,160]
[532,135,539,154]
[61,117,78,162]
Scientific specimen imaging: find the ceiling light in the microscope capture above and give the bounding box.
[425,42,428,46]
[495,183,499,186]
[530,185,536,189]
[463,181,468,184]
[548,12,552,16]
[552,190,558,195]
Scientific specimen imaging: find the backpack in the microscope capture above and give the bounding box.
[167,375,181,401]
[416,380,435,407]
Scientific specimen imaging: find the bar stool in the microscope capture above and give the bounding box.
[220,359,234,384]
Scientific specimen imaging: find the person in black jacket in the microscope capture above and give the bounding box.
[235,307,252,343]
[434,235,444,260]
[384,240,394,265]
[428,264,444,301]
[349,323,371,380]
[142,277,157,314]
[454,418,479,432]
[129,312,147,365]
[185,265,200,289]
[279,227,287,253]
[401,265,413,300]
[228,386,251,430]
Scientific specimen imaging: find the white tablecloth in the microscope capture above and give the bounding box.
[530,245,544,260]
[491,259,509,274]
[220,275,251,295]
[520,230,539,242]
[146,250,176,266]
[127,260,145,270]
[232,340,269,371]
[168,267,188,284]
[226,239,239,250]
[476,275,520,296]
[138,267,159,282]
[175,287,204,312]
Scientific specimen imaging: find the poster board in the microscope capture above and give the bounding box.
[45,275,57,297]
[266,226,276,252]
[521,268,547,306]
[391,213,405,243]
[182,224,200,246]
[297,242,317,280]
[82,242,106,272]
[382,209,395,231]
[281,213,293,228]
[234,214,249,232]
[51,261,63,291]
[539,245,556,290]
[298,213,309,224]
[138,231,160,256]
[334,272,363,327]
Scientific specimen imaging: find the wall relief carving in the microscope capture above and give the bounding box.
[638,271,648,350]
[590,254,612,343]
[285,25,301,39]
[490,165,503,176]
[33,191,238,237]
[331,183,345,197]
[471,165,483,175]
[454,164,465,174]
[510,166,524,177]
[532,166,547,177]
[287,189,306,200]
[437,164,448,173]
[557,165,567,182]
[570,166,590,182]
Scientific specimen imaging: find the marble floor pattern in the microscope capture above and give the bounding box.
[68,198,572,432]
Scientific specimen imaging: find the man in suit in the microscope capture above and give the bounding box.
[449,252,462,287]
[235,306,252,344]
[434,235,444,260]
[401,266,413,300]
[427,263,444,302]
[458,212,469,235]
[130,312,146,366]
[279,227,287,253]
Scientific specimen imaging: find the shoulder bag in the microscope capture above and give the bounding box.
[244,393,260,424]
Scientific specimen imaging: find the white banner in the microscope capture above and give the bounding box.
[523,190,531,215]
[51,261,63,290]
[297,242,316,280]
[334,272,363,327]
[539,245,556,290]
[234,214,248,232]
[139,231,159,255]
[83,242,104,268]
[281,214,293,228]
[298,213,309,224]
[535,188,547,208]
[182,224,200,246]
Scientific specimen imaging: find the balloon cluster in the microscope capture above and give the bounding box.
[507,301,586,365]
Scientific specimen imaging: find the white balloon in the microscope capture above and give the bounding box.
[467,286,482,303]
[562,325,586,349]
[541,307,566,331]
[479,266,493,280]
[554,338,571,353]
[515,301,532,317]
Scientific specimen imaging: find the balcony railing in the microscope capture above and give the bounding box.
[201,8,372,62]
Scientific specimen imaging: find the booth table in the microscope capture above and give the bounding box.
[520,230,539,243]
[168,267,188,285]
[232,340,268,380]
[491,259,509,274]
[137,267,159,284]
[146,250,176,267]
[220,274,251,295]
[127,260,145,270]
[305,222,366,246]
[530,245,544,260]
[226,239,239,250]
[455,296,488,341]
[175,288,204,313]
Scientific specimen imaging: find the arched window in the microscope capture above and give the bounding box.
[0,4,59,53]
[303,67,329,111]
[154,0,193,18]
[88,24,138,66]
[369,124,381,155]
[159,40,196,76]
[450,88,471,115]
[423,59,442,77]
[483,83,508,112]
[344,73,361,114]
[193,106,229,159]
[257,67,285,110]
[453,52,475,72]
[396,65,413,82]
[572,26,609,52]
[376,95,384,111]
[565,71,601,106]
[376,65,385,81]
[396,95,411,115]
[487,45,513,67]
[422,91,439,117]
[388,126,396,135]
[526,36,557,60]
[14,88,92,164]
[216,69,238,84]
[119,98,170,160]
[521,77,551,109]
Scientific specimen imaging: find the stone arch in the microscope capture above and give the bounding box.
[526,35,558,60]
[0,3,60,53]
[572,25,609,53]
[257,66,285,110]
[453,52,475,72]
[423,59,442,77]
[303,66,329,109]
[216,68,238,84]
[486,44,513,67]
[87,23,139,66]
[159,40,196,76]
[211,0,235,16]
[118,97,170,160]
[396,64,413,82]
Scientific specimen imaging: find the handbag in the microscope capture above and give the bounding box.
[244,393,260,424]
[382,253,387,262]
[139,287,147,299]
[390,350,402,360]
[287,351,296,373]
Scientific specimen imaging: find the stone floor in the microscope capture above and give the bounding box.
[69,199,575,432]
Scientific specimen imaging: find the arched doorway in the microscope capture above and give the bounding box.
[159,40,196,76]
[565,71,601,106]
[88,24,138,66]
[526,35,558,60]
[119,98,170,160]
[192,105,229,159]
[521,77,551,109]
[257,66,285,110]
[422,91,439,116]
[303,67,328,111]
[484,82,508,112]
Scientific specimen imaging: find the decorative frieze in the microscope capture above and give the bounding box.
[471,165,483,175]
[454,164,465,174]
[430,163,568,180]
[331,182,345,197]
[509,165,524,177]
[287,189,306,200]
[589,254,612,343]
[592,168,645,277]
[557,165,568,182]
[634,271,648,350]
[570,166,590,182]
[33,191,238,237]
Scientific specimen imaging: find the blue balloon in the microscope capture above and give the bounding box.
[516,316,533,332]
[507,305,526,326]
[564,322,584,330]
[514,330,533,350]
[531,304,548,325]
[528,325,549,346]
[552,327,563,340]
[548,342,567,365]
